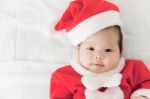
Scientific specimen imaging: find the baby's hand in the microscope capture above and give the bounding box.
[132,96,148,99]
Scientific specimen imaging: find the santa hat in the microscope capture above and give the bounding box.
[55,0,122,46]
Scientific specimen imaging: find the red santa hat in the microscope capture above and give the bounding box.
[55,0,122,46]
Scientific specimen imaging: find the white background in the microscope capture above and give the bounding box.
[0,0,150,99]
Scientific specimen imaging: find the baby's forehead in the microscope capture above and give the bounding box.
[81,40,95,45]
[81,38,118,47]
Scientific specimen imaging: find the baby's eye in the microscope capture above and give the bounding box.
[105,49,113,52]
[87,47,95,51]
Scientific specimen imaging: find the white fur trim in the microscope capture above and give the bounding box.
[71,47,125,76]
[81,73,122,90]
[85,87,124,99]
[67,11,122,46]
[131,89,150,99]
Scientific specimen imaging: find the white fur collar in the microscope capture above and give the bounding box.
[81,73,124,99]
[81,73,122,90]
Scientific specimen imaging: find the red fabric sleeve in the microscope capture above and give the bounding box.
[50,72,72,99]
[133,61,150,90]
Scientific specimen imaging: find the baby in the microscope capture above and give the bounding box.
[50,0,150,99]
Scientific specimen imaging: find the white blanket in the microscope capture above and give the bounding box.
[0,0,150,99]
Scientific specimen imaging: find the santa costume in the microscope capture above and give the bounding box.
[50,0,150,99]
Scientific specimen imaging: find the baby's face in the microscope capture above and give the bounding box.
[78,28,121,73]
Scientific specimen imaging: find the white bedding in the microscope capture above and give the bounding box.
[0,0,150,99]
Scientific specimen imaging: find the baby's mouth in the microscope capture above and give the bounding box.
[89,63,104,71]
[92,63,104,67]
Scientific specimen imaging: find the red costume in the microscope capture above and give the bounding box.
[50,59,150,99]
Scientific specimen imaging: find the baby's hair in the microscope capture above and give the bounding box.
[102,25,123,54]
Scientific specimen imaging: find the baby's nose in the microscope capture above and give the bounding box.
[95,54,104,60]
